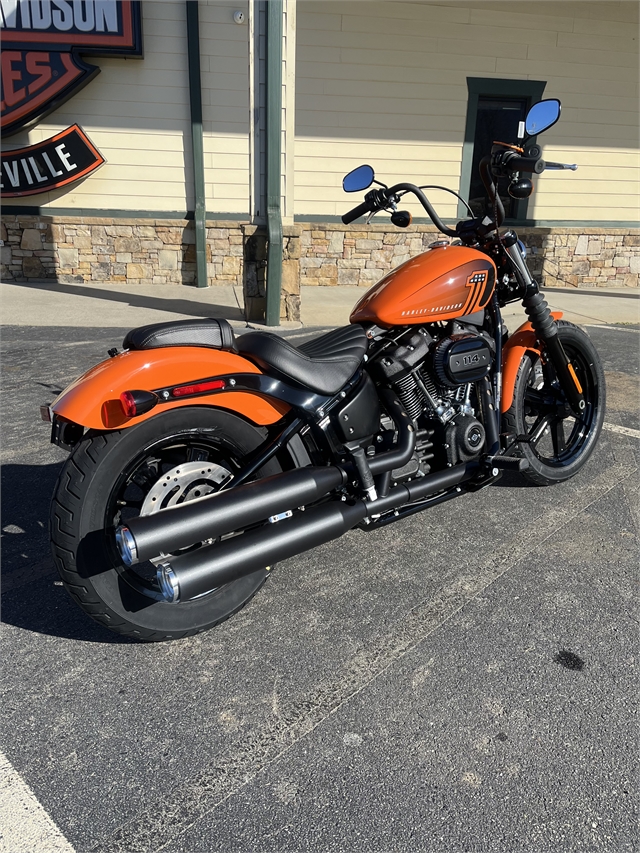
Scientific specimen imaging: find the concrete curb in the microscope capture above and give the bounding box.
[542,286,639,299]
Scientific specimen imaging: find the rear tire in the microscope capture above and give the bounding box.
[50,407,284,641]
[503,321,605,486]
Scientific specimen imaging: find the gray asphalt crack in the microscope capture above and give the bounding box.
[88,448,637,853]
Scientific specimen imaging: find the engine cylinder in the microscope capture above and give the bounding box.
[394,374,423,422]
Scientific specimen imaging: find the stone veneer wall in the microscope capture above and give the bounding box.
[297,224,639,289]
[1,215,637,324]
[0,215,302,321]
[0,216,242,286]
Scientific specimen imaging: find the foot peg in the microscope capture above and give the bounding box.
[490,455,529,472]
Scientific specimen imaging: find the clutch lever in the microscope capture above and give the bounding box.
[366,192,400,223]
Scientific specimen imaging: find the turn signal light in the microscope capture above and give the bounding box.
[171,379,226,397]
[119,390,159,418]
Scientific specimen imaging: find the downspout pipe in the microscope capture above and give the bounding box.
[265,0,283,325]
[186,1,208,288]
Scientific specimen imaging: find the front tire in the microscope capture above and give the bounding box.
[50,407,284,641]
[504,321,605,486]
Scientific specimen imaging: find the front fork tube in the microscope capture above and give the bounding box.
[522,291,585,416]
[504,242,585,416]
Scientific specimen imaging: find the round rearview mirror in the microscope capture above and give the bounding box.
[343,164,375,193]
[525,99,561,137]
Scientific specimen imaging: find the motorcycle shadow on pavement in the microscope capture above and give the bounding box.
[1,461,130,644]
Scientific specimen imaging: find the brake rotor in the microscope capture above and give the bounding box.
[140,460,230,517]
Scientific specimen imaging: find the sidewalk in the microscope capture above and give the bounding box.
[1,278,638,330]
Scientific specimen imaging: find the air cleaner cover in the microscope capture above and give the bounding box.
[433,334,492,387]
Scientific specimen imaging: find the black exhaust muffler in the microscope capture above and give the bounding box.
[156,462,477,603]
[116,465,347,565]
[157,499,367,602]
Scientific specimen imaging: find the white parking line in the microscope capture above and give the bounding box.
[584,324,640,333]
[0,751,75,853]
[603,422,640,440]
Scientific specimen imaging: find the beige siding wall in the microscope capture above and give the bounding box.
[2,1,192,212]
[295,1,639,223]
[200,0,251,215]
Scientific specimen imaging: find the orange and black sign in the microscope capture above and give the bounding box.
[1,0,142,136]
[1,124,105,196]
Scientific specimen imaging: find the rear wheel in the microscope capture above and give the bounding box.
[50,407,285,641]
[504,321,605,485]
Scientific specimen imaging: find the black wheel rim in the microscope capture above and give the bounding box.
[104,430,243,600]
[521,343,600,468]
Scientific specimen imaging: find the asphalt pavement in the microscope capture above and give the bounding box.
[1,278,639,853]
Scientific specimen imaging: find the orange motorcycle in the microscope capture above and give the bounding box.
[44,99,605,641]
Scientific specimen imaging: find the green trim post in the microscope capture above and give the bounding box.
[459,78,546,222]
[265,0,284,326]
[186,1,208,287]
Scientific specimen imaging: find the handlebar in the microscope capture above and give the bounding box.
[341,183,458,237]
[341,146,576,238]
[479,155,505,228]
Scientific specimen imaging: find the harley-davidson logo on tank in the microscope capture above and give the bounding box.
[350,246,497,328]
[0,0,142,197]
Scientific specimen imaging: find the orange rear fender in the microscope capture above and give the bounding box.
[501,312,563,412]
[50,346,290,430]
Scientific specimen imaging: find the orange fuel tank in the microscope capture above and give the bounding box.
[350,245,497,328]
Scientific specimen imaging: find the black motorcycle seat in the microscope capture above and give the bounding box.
[236,325,368,395]
[123,318,235,351]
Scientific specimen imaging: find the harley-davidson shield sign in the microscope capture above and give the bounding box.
[1,0,142,197]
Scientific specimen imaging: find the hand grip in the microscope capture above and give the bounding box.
[505,155,546,174]
[342,200,372,225]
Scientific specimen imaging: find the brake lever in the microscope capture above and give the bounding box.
[545,162,578,171]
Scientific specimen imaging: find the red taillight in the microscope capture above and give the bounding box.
[119,390,158,418]
[119,391,138,417]
[171,379,225,397]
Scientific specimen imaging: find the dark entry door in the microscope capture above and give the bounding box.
[468,96,528,220]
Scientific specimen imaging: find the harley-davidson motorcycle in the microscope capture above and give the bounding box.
[43,99,605,641]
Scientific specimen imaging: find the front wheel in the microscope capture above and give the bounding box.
[50,407,286,641]
[503,321,606,486]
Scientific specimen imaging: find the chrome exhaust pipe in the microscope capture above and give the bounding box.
[116,465,347,565]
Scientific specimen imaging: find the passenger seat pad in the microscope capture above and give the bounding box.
[235,325,368,396]
[123,318,235,351]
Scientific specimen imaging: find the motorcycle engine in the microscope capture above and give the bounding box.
[370,323,493,478]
